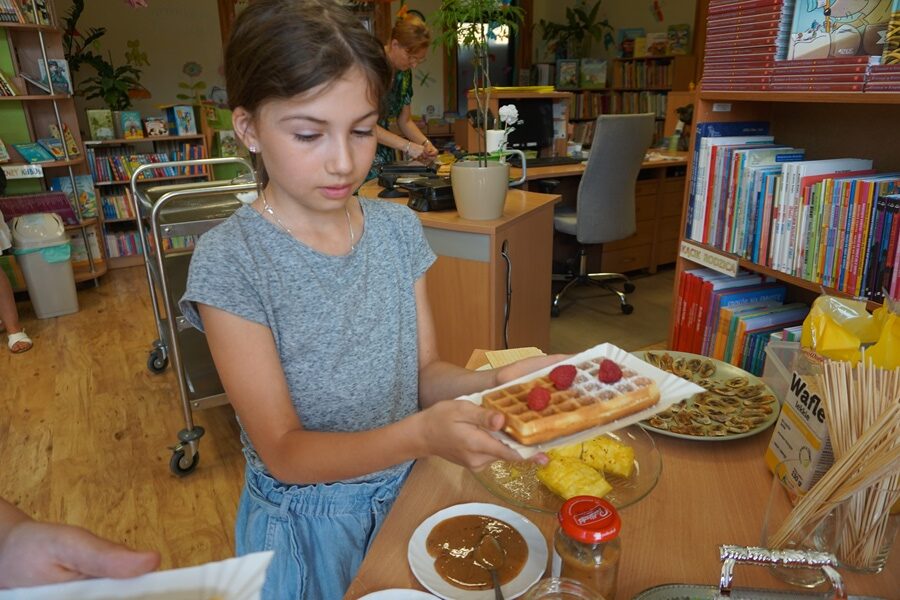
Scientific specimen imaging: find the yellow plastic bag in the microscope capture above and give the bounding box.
[801,296,874,363]
[867,307,900,369]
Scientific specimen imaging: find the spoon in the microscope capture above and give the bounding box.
[473,533,506,600]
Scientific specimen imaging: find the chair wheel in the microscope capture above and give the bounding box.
[621,303,634,315]
[624,282,636,293]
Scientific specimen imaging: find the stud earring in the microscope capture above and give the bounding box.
[248,145,258,153]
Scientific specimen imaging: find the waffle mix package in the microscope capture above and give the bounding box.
[766,295,899,492]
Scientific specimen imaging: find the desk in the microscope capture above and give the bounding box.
[513,152,688,275]
[358,181,560,367]
[345,428,899,599]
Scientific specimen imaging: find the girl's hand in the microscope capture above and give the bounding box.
[416,399,531,470]
[495,354,569,386]
[0,520,160,588]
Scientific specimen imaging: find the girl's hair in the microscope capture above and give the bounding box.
[225,0,391,184]
[391,11,431,54]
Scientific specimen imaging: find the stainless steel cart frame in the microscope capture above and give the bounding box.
[130,157,255,475]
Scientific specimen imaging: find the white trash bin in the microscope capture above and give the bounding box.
[11,213,79,319]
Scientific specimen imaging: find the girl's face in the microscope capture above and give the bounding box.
[235,67,379,213]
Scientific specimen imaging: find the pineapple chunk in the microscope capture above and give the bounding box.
[581,436,635,479]
[546,441,583,461]
[536,457,612,500]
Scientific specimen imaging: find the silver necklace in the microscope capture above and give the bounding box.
[261,190,355,251]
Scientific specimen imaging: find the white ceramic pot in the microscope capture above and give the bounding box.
[450,150,526,221]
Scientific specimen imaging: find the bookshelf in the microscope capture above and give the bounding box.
[0,12,106,290]
[670,91,900,347]
[609,55,695,145]
[83,132,210,268]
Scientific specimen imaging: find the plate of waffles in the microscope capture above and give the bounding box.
[471,424,662,514]
[632,350,780,441]
[459,343,705,458]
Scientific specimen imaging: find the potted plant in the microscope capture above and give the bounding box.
[538,0,614,59]
[61,0,148,110]
[432,0,525,219]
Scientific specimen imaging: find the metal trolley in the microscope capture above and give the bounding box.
[131,157,256,475]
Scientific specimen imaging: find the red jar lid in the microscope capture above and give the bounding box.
[558,496,621,544]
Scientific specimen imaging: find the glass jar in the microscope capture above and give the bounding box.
[552,496,621,600]
[523,576,604,599]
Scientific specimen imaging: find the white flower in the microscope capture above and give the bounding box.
[499,104,519,126]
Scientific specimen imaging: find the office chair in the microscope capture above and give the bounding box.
[551,113,655,316]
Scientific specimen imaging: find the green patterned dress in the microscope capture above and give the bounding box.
[367,69,414,181]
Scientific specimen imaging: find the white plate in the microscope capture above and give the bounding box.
[407,503,548,600]
[358,590,440,599]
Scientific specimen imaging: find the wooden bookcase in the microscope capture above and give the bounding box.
[0,16,106,289]
[610,55,696,145]
[83,132,210,269]
[670,91,900,347]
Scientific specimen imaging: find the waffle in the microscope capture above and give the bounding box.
[481,358,660,445]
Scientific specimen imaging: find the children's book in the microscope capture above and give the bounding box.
[50,175,98,219]
[616,27,645,58]
[702,283,787,356]
[578,59,607,90]
[787,0,893,59]
[0,69,19,96]
[12,142,55,163]
[48,123,80,157]
[37,137,65,160]
[667,23,691,54]
[0,137,9,163]
[645,32,669,56]
[0,0,24,23]
[166,105,197,135]
[143,116,168,137]
[116,110,143,139]
[883,0,900,64]
[38,59,72,95]
[18,0,49,25]
[215,130,239,157]
[86,109,115,140]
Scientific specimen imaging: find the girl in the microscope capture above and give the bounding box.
[368,7,439,180]
[179,1,557,598]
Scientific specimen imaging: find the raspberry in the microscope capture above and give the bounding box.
[526,387,551,411]
[549,365,577,390]
[598,359,623,384]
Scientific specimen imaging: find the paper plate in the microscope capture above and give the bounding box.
[408,503,548,600]
[459,342,705,458]
[0,552,273,600]
[471,424,661,514]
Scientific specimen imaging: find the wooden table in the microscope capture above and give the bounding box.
[345,347,899,600]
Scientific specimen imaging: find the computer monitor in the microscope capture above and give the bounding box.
[504,99,554,155]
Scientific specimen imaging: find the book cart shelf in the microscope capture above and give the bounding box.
[670,90,900,346]
[84,132,210,269]
[0,19,106,290]
[569,55,695,148]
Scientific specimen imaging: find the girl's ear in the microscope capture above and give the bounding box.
[232,107,259,151]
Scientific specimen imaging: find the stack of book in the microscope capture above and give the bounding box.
[771,56,869,92]
[702,0,796,91]
[673,268,809,375]
[865,63,900,91]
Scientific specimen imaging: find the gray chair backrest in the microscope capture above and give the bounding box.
[576,113,655,244]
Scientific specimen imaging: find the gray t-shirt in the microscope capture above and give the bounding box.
[179,199,435,482]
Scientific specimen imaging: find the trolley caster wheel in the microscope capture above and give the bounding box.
[170,448,199,476]
[624,282,636,294]
[550,304,560,318]
[621,303,634,315]
[148,349,168,374]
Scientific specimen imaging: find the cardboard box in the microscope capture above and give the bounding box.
[764,348,834,492]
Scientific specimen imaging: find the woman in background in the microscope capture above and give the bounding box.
[368,7,438,180]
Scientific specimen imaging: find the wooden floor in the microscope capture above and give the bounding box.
[0,265,672,570]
